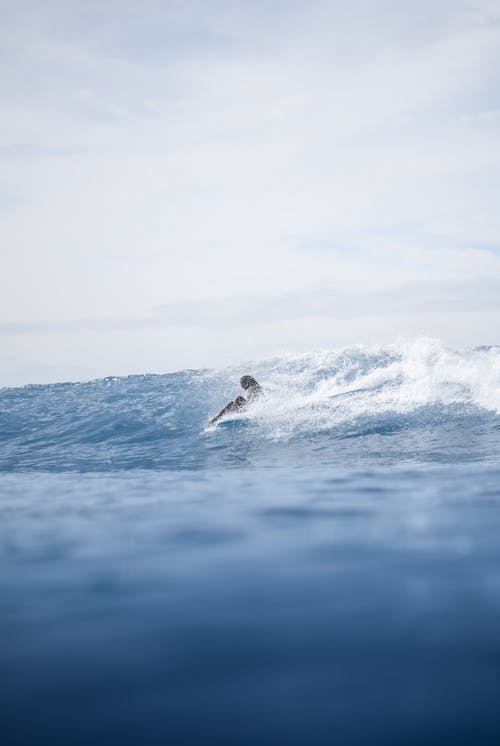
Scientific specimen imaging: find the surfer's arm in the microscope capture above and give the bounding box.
[210,396,247,424]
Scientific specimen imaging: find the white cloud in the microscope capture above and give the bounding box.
[1,0,500,384]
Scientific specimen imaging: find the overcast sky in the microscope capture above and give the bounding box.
[2,0,500,385]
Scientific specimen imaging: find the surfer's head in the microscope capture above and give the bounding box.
[240,375,261,392]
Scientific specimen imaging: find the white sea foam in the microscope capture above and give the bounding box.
[218,338,500,438]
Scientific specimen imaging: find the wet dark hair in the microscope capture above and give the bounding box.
[240,375,260,391]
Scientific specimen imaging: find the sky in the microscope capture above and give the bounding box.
[1,0,500,386]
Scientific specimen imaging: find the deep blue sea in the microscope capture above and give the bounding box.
[1,338,500,744]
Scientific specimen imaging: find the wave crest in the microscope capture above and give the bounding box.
[223,338,500,438]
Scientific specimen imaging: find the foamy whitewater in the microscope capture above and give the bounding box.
[2,338,500,745]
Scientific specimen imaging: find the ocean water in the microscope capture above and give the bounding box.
[1,338,500,744]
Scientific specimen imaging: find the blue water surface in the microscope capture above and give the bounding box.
[1,340,500,744]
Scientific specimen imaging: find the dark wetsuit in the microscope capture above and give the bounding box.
[210,376,262,424]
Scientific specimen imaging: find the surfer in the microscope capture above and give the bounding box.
[210,375,263,424]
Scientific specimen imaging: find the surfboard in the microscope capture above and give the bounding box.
[216,417,249,429]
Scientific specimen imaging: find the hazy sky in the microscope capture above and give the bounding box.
[2,0,500,385]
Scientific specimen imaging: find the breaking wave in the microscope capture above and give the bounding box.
[1,338,500,472]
